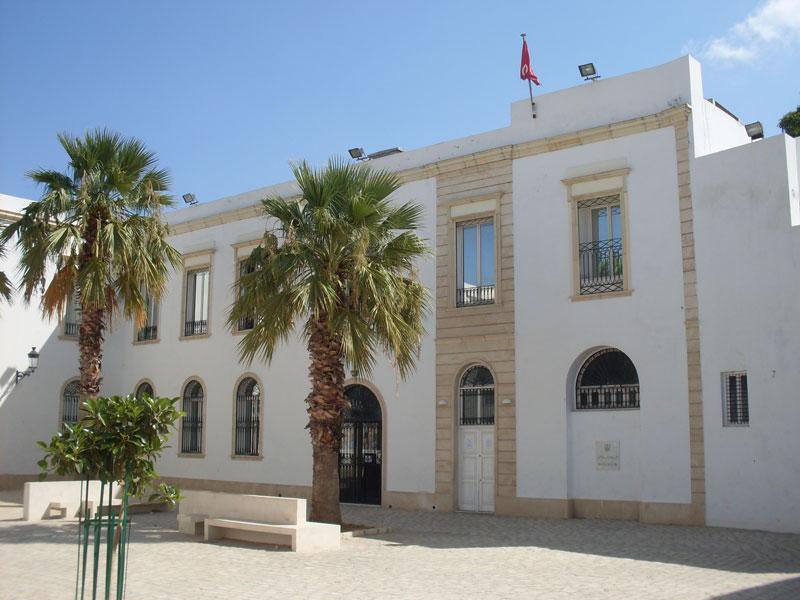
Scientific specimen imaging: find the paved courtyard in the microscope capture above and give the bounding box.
[1,490,799,600]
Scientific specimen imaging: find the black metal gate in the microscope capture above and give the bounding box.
[339,385,382,505]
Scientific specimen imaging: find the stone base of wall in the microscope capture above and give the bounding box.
[160,476,312,500]
[0,473,75,490]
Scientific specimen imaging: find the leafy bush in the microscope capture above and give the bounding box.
[37,393,183,504]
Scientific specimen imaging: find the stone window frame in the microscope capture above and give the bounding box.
[563,168,633,301]
[231,240,261,335]
[179,249,214,340]
[446,193,503,310]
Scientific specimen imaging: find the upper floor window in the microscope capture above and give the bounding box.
[456,218,495,307]
[62,380,79,429]
[577,195,624,295]
[184,268,209,337]
[236,261,255,332]
[723,371,749,426]
[137,286,159,342]
[234,377,261,456]
[459,365,495,425]
[64,292,80,338]
[181,380,204,454]
[575,348,639,410]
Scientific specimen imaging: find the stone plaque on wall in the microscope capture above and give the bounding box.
[596,441,620,470]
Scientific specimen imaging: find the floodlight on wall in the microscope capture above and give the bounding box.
[348,148,366,160]
[579,63,600,82]
[182,193,198,205]
[15,347,40,384]
[745,121,764,140]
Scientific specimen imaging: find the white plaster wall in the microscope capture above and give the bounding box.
[513,128,691,504]
[100,178,438,494]
[0,194,81,476]
[693,134,800,533]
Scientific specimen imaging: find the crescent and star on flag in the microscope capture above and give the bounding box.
[520,33,540,119]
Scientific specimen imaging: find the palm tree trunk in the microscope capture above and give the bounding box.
[305,315,348,524]
[78,305,104,401]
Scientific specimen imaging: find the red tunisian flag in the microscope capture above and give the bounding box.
[520,39,541,86]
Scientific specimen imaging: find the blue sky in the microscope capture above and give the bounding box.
[1,0,798,206]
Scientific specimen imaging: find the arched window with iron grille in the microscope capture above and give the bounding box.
[575,348,640,410]
[459,366,495,425]
[62,380,79,429]
[135,381,154,399]
[234,377,260,456]
[181,380,204,454]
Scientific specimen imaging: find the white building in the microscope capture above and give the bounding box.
[2,55,799,533]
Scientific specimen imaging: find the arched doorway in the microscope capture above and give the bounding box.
[457,365,495,512]
[339,384,382,505]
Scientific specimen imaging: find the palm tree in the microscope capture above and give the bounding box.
[229,158,430,524]
[0,129,181,400]
[0,238,12,303]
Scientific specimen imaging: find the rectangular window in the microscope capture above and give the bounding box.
[577,194,624,295]
[137,286,159,341]
[184,268,209,337]
[456,218,495,307]
[236,261,255,332]
[64,292,80,338]
[723,371,749,426]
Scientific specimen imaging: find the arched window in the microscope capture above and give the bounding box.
[135,381,154,399]
[181,380,204,454]
[234,377,260,456]
[62,380,79,429]
[576,348,640,410]
[459,366,494,425]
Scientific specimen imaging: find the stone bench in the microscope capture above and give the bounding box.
[178,490,340,552]
[24,480,123,521]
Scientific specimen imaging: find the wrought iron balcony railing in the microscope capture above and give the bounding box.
[456,285,495,307]
[576,384,640,409]
[137,325,158,341]
[184,320,208,337]
[64,322,79,338]
[237,316,255,331]
[579,238,623,295]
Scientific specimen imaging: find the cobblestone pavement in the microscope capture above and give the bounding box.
[2,490,799,600]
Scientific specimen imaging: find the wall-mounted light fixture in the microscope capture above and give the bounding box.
[182,193,198,205]
[502,398,513,405]
[579,63,600,82]
[437,400,448,406]
[15,347,40,384]
[744,122,764,140]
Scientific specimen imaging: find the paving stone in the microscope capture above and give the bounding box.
[1,491,799,599]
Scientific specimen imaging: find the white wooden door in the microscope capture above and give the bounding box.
[458,427,495,512]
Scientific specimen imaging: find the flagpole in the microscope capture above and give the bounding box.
[521,33,536,119]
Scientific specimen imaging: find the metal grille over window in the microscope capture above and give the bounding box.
[723,371,749,425]
[62,381,80,429]
[135,382,154,399]
[459,366,495,425]
[576,348,640,410]
[456,218,495,307]
[234,378,260,456]
[181,380,203,454]
[577,194,624,295]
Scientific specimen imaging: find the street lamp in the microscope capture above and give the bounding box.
[15,347,40,384]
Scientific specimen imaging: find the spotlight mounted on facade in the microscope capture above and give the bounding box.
[15,347,40,384]
[745,121,764,141]
[348,148,366,161]
[579,63,600,82]
[182,193,198,205]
